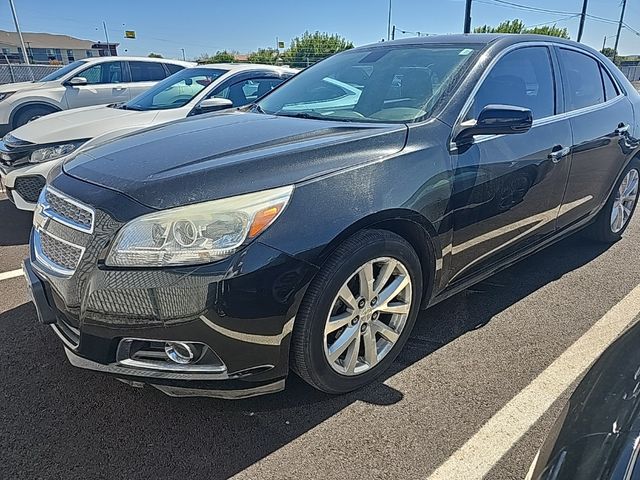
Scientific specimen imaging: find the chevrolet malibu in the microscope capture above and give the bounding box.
[23,34,640,399]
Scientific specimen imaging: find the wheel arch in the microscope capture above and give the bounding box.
[10,101,62,128]
[317,209,441,308]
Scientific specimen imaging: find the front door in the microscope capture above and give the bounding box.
[448,45,572,285]
[64,61,129,109]
[555,47,636,229]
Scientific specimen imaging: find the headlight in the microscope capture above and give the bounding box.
[106,185,294,267]
[0,92,15,102]
[30,142,83,163]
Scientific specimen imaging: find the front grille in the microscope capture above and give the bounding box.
[34,228,85,276]
[44,186,94,233]
[14,175,45,203]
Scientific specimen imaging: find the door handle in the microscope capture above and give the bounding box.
[113,86,126,91]
[615,123,630,135]
[548,146,571,163]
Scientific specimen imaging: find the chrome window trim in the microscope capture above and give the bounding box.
[33,227,86,277]
[42,185,95,234]
[452,41,626,150]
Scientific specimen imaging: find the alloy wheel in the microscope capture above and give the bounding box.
[611,169,639,233]
[323,257,412,376]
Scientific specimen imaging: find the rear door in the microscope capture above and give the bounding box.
[126,61,170,98]
[555,47,635,229]
[64,60,129,108]
[448,45,572,284]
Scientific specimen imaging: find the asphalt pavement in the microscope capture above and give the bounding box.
[1,192,639,480]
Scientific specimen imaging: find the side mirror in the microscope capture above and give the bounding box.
[455,105,533,144]
[195,97,233,114]
[66,76,88,86]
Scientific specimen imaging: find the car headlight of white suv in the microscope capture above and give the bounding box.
[106,185,294,267]
[30,141,86,163]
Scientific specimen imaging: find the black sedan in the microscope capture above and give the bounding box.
[22,34,640,398]
[526,320,640,479]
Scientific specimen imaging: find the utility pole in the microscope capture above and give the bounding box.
[387,0,392,41]
[613,0,627,63]
[181,48,186,61]
[464,0,473,34]
[102,21,111,56]
[391,25,396,41]
[8,0,30,64]
[577,0,588,42]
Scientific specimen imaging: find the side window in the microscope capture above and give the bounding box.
[210,78,284,106]
[601,66,619,101]
[129,61,167,82]
[165,63,185,76]
[78,61,124,85]
[469,47,555,120]
[558,49,605,111]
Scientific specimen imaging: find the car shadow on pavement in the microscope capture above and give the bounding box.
[0,233,611,480]
[0,197,32,246]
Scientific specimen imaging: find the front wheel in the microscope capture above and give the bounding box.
[587,159,639,243]
[290,229,423,394]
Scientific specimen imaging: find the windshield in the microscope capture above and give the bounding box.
[124,67,228,111]
[258,45,479,123]
[38,60,89,82]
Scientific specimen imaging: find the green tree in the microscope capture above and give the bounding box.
[601,47,617,59]
[247,48,279,65]
[197,50,236,64]
[474,19,569,39]
[282,31,353,68]
[147,52,163,58]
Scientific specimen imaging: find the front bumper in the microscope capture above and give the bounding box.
[0,161,52,211]
[24,235,317,399]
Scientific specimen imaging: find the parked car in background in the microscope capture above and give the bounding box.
[0,64,296,210]
[0,56,194,134]
[525,320,640,480]
[23,35,640,399]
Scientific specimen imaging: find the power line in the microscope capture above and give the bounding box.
[481,0,576,16]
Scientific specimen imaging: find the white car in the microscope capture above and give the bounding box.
[0,63,296,210]
[0,56,195,134]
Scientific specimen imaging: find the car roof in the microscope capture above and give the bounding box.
[80,56,195,67]
[354,33,595,54]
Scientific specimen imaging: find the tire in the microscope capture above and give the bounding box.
[13,105,57,128]
[290,229,423,394]
[586,158,640,243]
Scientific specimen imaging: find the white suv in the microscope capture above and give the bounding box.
[0,63,296,210]
[0,56,194,134]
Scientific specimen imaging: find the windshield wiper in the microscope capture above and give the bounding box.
[249,103,266,114]
[118,104,144,111]
[276,111,329,120]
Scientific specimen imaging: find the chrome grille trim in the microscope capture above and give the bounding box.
[33,228,86,277]
[41,185,95,234]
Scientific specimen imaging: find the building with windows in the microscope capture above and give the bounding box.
[0,30,118,64]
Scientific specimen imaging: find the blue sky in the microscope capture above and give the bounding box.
[2,0,639,58]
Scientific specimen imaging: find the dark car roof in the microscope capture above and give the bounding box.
[352,33,599,55]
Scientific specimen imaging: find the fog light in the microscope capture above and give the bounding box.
[164,342,195,364]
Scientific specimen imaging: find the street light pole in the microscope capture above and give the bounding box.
[102,21,111,56]
[8,0,30,65]
[464,0,473,34]
[181,48,186,61]
[577,0,588,42]
[613,0,627,62]
[387,0,392,41]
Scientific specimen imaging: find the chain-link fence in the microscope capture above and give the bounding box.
[0,64,61,84]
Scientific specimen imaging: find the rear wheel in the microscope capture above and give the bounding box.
[290,229,423,394]
[13,105,57,128]
[587,159,639,243]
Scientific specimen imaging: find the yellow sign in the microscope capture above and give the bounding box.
[125,30,136,39]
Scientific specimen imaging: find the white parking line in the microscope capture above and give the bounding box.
[428,283,640,480]
[0,268,23,282]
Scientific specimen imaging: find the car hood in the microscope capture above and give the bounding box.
[63,111,408,210]
[12,105,160,144]
[0,80,60,93]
